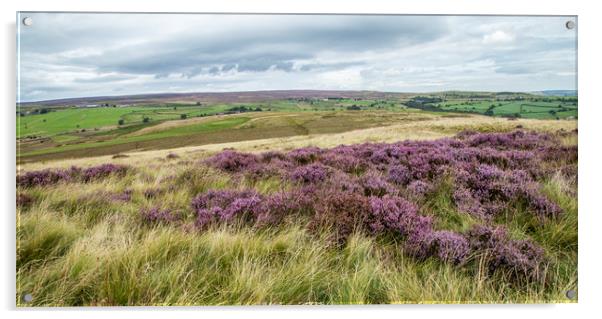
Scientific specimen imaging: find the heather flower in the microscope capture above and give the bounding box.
[207,150,259,173]
[311,191,372,245]
[255,189,313,226]
[320,152,366,173]
[111,189,133,202]
[406,180,433,198]
[191,189,263,228]
[17,168,72,187]
[466,224,545,280]
[287,146,322,164]
[368,195,423,235]
[141,207,179,224]
[289,163,329,184]
[387,165,412,185]
[260,151,287,162]
[427,231,470,264]
[360,171,397,197]
[81,164,128,182]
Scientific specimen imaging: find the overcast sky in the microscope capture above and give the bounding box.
[17,13,577,102]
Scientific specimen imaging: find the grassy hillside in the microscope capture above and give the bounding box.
[16,126,578,305]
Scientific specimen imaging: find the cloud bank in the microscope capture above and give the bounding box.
[17,13,577,102]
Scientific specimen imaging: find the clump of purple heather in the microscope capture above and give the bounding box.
[111,189,133,202]
[195,129,575,280]
[206,150,260,173]
[289,163,330,184]
[466,224,545,280]
[17,164,129,187]
[407,180,434,199]
[255,189,314,227]
[426,231,470,265]
[387,165,412,185]
[287,146,322,164]
[80,164,128,182]
[359,171,397,197]
[191,189,263,228]
[141,207,179,224]
[17,168,72,187]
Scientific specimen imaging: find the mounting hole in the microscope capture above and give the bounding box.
[566,289,576,299]
[23,293,33,303]
[22,17,33,26]
[565,20,575,30]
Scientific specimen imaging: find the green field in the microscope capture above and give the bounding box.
[17,94,577,163]
[434,99,578,120]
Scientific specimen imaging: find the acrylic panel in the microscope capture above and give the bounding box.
[16,12,578,306]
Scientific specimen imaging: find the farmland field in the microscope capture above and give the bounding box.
[17,93,577,163]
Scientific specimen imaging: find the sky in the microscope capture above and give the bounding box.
[17,13,577,102]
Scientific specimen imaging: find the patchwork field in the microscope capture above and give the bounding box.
[17,92,577,163]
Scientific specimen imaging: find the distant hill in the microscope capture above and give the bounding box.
[532,90,577,97]
[19,89,572,108]
[18,90,413,108]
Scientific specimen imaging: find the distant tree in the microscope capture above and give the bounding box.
[118,119,125,125]
[39,108,49,114]
[112,104,117,107]
[42,119,46,122]
[196,102,201,106]
[180,114,187,119]
[76,124,80,128]
[255,107,262,112]
[142,117,150,123]
[173,106,177,110]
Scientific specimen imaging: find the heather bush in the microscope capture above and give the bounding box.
[158,130,576,283]
[359,171,397,197]
[111,189,133,202]
[191,189,263,228]
[140,207,179,224]
[80,164,128,182]
[311,191,372,245]
[17,164,129,188]
[466,225,545,280]
[289,163,330,184]
[17,169,72,187]
[427,230,470,265]
[206,150,259,173]
[255,189,314,227]
[287,146,322,164]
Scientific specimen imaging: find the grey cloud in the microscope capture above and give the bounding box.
[17,13,576,101]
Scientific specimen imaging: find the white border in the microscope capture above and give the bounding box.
[2,1,601,318]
